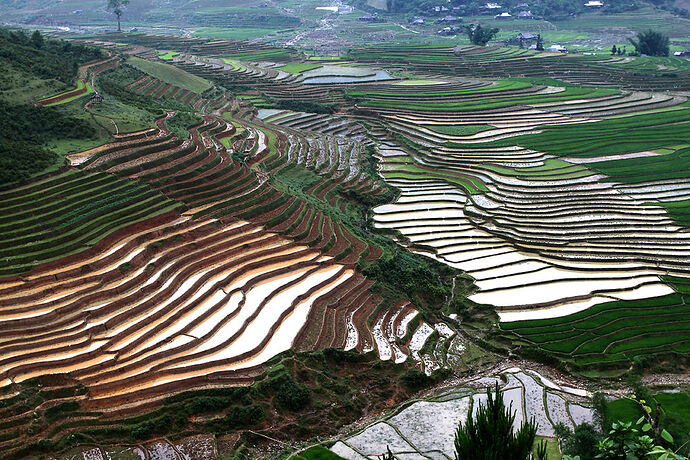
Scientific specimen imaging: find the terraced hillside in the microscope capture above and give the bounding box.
[3,32,690,457]
[0,35,476,458]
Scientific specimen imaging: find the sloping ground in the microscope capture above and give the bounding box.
[0,51,457,457]
[346,45,690,92]
[359,80,690,322]
[331,366,593,459]
[35,56,120,106]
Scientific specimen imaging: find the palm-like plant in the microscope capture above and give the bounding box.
[454,382,540,460]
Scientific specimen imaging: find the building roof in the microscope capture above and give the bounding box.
[547,44,567,51]
[516,32,537,39]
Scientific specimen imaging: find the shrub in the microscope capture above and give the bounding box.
[401,368,432,390]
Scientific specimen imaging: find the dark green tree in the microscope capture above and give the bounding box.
[628,29,669,56]
[556,422,601,460]
[107,0,130,32]
[30,30,44,48]
[464,24,500,46]
[454,383,541,460]
[611,45,617,55]
[536,34,544,51]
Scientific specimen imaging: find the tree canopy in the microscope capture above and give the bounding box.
[107,0,131,32]
[628,29,669,56]
[464,25,499,46]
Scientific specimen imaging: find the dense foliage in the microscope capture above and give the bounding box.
[465,24,499,46]
[628,29,670,56]
[454,383,544,460]
[0,28,101,186]
[0,104,95,186]
[0,29,102,84]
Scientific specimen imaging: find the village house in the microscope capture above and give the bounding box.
[437,15,461,23]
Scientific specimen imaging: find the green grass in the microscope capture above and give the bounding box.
[277,62,323,74]
[193,27,294,42]
[294,446,347,460]
[425,124,493,136]
[157,50,179,61]
[127,56,211,93]
[501,285,690,369]
[606,398,643,426]
[535,436,561,460]
[42,80,94,106]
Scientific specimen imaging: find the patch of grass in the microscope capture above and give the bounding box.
[277,62,323,74]
[294,446,347,460]
[425,124,493,136]
[127,56,211,93]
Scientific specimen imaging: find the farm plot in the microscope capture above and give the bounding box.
[346,44,690,92]
[356,71,690,368]
[35,56,120,106]
[501,278,690,371]
[0,53,451,434]
[0,217,358,406]
[331,366,593,459]
[370,82,690,318]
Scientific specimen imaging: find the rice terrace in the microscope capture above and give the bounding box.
[1,0,690,457]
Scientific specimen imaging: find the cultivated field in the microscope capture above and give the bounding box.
[2,34,689,457]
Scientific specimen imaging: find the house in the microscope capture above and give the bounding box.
[72,9,83,14]
[507,32,538,45]
[517,10,535,19]
[410,17,425,25]
[673,49,690,57]
[516,32,537,40]
[358,13,380,22]
[494,12,512,19]
[482,2,502,8]
[437,26,461,35]
[584,0,603,7]
[516,2,529,7]
[437,15,461,23]
[338,5,354,13]
[547,44,567,53]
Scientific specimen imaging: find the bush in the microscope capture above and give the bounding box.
[43,401,80,421]
[556,422,601,460]
[276,379,311,411]
[401,368,432,390]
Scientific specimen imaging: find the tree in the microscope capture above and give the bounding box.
[107,0,130,32]
[454,383,545,460]
[628,29,669,56]
[464,24,499,46]
[556,422,602,460]
[536,34,544,51]
[611,45,617,55]
[31,30,44,48]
